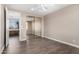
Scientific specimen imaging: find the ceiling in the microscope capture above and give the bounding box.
[6,4,70,16]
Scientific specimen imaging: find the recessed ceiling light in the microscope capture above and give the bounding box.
[31,8,34,11]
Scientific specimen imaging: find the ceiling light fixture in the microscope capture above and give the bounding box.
[40,4,55,11]
[41,4,47,11]
[31,8,34,11]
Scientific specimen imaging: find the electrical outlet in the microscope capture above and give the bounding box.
[72,40,76,42]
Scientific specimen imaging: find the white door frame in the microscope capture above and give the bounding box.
[5,7,9,47]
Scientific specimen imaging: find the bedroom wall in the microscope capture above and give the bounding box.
[0,4,4,53]
[44,5,79,47]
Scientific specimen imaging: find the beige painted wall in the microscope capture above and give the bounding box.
[44,5,79,46]
[0,4,4,53]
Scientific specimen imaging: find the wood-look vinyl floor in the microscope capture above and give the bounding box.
[3,34,79,54]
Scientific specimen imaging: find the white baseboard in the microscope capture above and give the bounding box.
[34,34,41,37]
[44,36,79,48]
[0,46,4,54]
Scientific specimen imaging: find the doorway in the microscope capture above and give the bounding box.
[26,16,35,36]
[26,16,42,36]
[9,17,19,40]
[26,21,32,35]
[5,10,21,49]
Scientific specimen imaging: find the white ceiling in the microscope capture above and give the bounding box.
[6,4,70,16]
